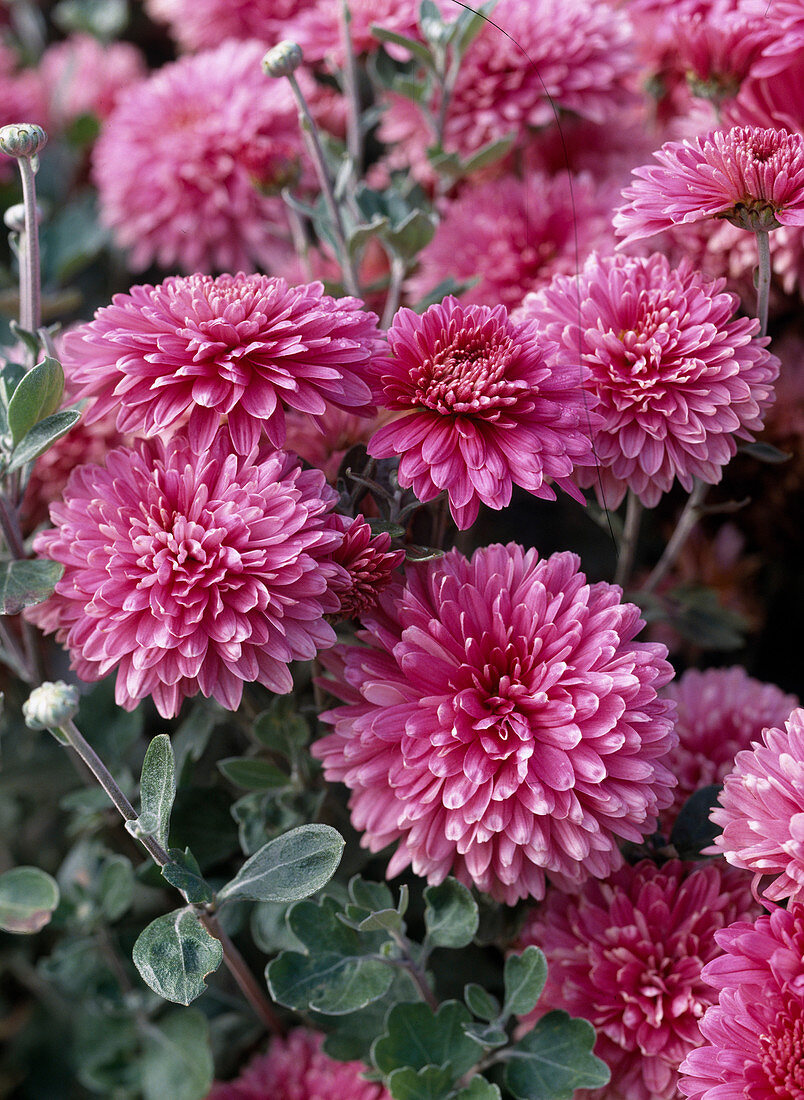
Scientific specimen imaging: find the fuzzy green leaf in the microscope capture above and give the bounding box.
[217,757,291,790]
[0,866,60,933]
[217,824,343,903]
[424,878,479,948]
[503,946,548,1020]
[464,983,500,1022]
[142,1009,213,1100]
[8,409,81,472]
[139,734,175,850]
[7,357,64,445]
[373,1001,483,1078]
[388,1065,454,1100]
[132,908,222,1005]
[455,1080,502,1100]
[504,1011,610,1099]
[267,950,393,1015]
[0,559,63,615]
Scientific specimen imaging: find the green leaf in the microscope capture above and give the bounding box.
[139,734,176,851]
[217,757,291,791]
[218,823,344,903]
[349,876,395,912]
[142,1009,213,1100]
[455,1080,502,1100]
[252,699,310,758]
[464,983,500,1022]
[384,209,437,260]
[162,849,214,905]
[0,559,63,615]
[388,1065,454,1100]
[740,441,792,464]
[424,878,479,948]
[504,1012,610,1100]
[0,866,60,933]
[373,1001,483,1078]
[503,946,548,1020]
[463,1022,507,1047]
[98,854,135,922]
[452,0,498,56]
[371,25,434,67]
[53,0,129,39]
[132,908,223,1005]
[460,132,516,175]
[8,409,81,471]
[348,216,390,257]
[7,357,64,445]
[670,785,723,858]
[267,949,394,1015]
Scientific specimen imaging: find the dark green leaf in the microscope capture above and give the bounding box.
[251,900,304,954]
[384,209,437,260]
[267,949,394,1014]
[252,700,310,758]
[424,878,478,948]
[670,785,723,858]
[1,356,29,400]
[139,734,175,850]
[463,1022,507,1047]
[460,132,516,175]
[356,908,406,933]
[98,854,134,922]
[455,1080,501,1100]
[349,876,395,913]
[217,823,344,903]
[504,1012,610,1100]
[388,1065,454,1100]
[503,946,547,1020]
[373,1001,483,1078]
[348,216,390,257]
[464,983,500,1022]
[217,757,291,791]
[162,848,214,905]
[371,25,434,67]
[0,559,63,614]
[8,409,81,471]
[0,866,59,933]
[142,1009,213,1100]
[132,908,223,1005]
[740,441,792,464]
[7,357,64,444]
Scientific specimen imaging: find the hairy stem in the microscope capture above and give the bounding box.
[614,491,642,589]
[200,912,286,1036]
[755,229,771,338]
[642,479,707,594]
[16,155,40,343]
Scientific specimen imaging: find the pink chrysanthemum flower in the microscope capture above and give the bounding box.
[408,171,618,312]
[753,0,804,77]
[614,126,804,244]
[28,434,344,719]
[517,860,758,1100]
[39,33,146,131]
[367,297,597,529]
[144,0,317,53]
[92,40,309,273]
[711,707,804,907]
[378,0,637,167]
[521,252,779,509]
[63,274,382,456]
[328,514,405,621]
[207,1029,389,1100]
[313,543,676,904]
[290,0,422,67]
[674,5,779,105]
[679,904,804,1099]
[661,667,798,829]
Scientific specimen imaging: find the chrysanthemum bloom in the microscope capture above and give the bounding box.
[679,904,804,1099]
[207,1029,390,1100]
[614,126,804,245]
[144,0,316,54]
[92,40,310,273]
[661,667,798,830]
[407,170,618,312]
[27,434,344,718]
[367,297,597,529]
[517,860,758,1100]
[521,252,779,509]
[752,0,804,77]
[63,273,382,456]
[710,707,804,907]
[378,0,637,168]
[327,515,405,621]
[313,543,676,904]
[39,33,146,131]
[290,0,423,67]
[674,5,778,105]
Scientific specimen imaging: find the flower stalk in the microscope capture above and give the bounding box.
[754,228,771,338]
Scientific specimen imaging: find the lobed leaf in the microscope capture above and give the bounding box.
[504,1011,610,1099]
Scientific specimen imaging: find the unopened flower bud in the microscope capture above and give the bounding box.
[0,123,47,160]
[23,681,79,731]
[262,41,303,78]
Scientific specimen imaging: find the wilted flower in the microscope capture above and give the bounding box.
[207,1028,390,1100]
[662,666,798,829]
[614,126,804,243]
[28,434,344,719]
[63,273,382,456]
[327,515,405,621]
[521,252,778,508]
[679,904,804,1099]
[711,706,804,907]
[367,297,596,529]
[92,40,309,273]
[314,543,676,904]
[517,860,758,1100]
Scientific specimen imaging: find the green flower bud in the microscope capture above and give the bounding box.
[262,41,304,78]
[23,681,80,731]
[0,124,47,160]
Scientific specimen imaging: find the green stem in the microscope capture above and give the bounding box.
[16,155,40,344]
[381,252,407,329]
[286,72,360,296]
[642,479,707,594]
[755,229,771,338]
[614,491,642,589]
[339,0,363,172]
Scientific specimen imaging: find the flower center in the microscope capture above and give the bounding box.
[412,326,525,416]
[758,1005,804,1097]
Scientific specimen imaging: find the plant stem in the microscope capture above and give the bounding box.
[614,491,642,589]
[642,479,707,594]
[16,155,40,344]
[286,72,360,297]
[339,0,363,172]
[53,717,283,1033]
[755,229,771,338]
[381,252,406,329]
